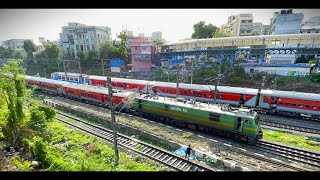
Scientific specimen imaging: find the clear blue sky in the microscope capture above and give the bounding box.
[0,9,319,44]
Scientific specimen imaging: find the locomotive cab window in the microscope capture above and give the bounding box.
[245,119,250,125]
[209,112,219,121]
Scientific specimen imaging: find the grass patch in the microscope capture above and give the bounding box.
[182,132,192,139]
[262,128,320,151]
[27,121,164,171]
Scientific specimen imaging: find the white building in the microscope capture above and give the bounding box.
[1,39,29,51]
[151,31,162,41]
[301,16,320,34]
[221,14,253,37]
[242,64,314,76]
[138,33,145,38]
[59,22,111,58]
[269,9,304,35]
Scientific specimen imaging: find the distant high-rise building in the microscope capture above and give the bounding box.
[151,31,162,41]
[252,22,263,35]
[39,37,46,44]
[221,14,253,36]
[301,16,320,34]
[1,39,29,51]
[269,9,304,35]
[59,22,111,58]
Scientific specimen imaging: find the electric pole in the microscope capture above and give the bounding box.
[101,59,105,76]
[78,60,83,83]
[176,64,180,98]
[167,60,170,82]
[190,60,193,84]
[62,60,68,81]
[107,76,119,168]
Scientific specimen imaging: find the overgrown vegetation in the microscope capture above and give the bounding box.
[0,60,56,147]
[21,122,164,171]
[262,129,320,151]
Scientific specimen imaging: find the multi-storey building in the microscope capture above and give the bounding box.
[269,9,304,35]
[1,39,29,51]
[59,22,111,58]
[221,14,253,36]
[130,37,156,71]
[151,31,162,41]
[252,22,263,35]
[301,16,320,34]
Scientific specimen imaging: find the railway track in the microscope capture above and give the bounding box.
[253,140,320,170]
[55,111,216,172]
[259,120,320,135]
[34,92,318,171]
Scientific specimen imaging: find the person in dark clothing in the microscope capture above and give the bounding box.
[185,145,193,160]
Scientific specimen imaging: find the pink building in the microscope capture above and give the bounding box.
[130,37,156,71]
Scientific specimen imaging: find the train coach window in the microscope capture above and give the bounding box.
[80,92,86,96]
[194,91,200,97]
[298,104,303,108]
[279,102,283,105]
[88,94,95,98]
[245,119,250,125]
[312,106,317,110]
[58,76,62,80]
[167,89,173,93]
[184,91,190,95]
[305,105,310,108]
[292,104,296,107]
[75,78,79,82]
[285,103,290,106]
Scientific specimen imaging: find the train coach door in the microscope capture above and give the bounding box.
[236,117,243,133]
[239,94,245,107]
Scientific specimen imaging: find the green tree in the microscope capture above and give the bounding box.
[191,21,218,39]
[44,44,59,59]
[13,50,27,59]
[117,32,129,63]
[34,51,46,59]
[86,50,99,61]
[212,29,232,38]
[23,40,36,59]
[28,102,56,135]
[310,73,320,83]
[0,47,13,58]
[0,60,28,146]
[98,40,113,60]
[152,40,164,46]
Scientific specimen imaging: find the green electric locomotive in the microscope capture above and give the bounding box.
[132,95,263,144]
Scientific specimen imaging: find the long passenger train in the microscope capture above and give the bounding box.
[26,75,263,144]
[50,72,320,119]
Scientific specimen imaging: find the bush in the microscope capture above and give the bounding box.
[31,137,51,168]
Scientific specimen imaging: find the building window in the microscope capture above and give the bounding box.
[80,45,83,51]
[241,20,246,23]
[248,20,252,23]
